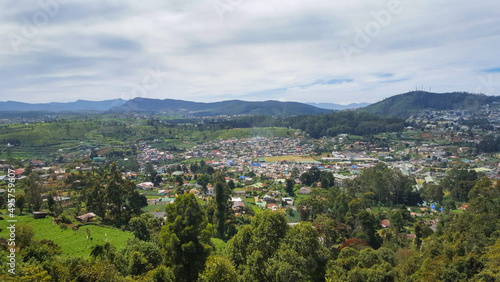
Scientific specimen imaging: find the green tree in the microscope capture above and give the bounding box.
[128,251,148,276]
[149,265,175,282]
[421,183,444,205]
[268,222,329,281]
[16,223,35,248]
[25,172,43,211]
[197,174,211,194]
[213,173,232,239]
[160,193,212,282]
[17,194,26,214]
[285,178,295,196]
[441,167,478,202]
[198,255,238,282]
[129,216,150,241]
[228,211,288,281]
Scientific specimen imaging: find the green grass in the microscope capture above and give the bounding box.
[211,238,228,255]
[0,216,133,258]
[285,210,301,223]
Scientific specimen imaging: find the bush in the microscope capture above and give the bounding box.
[55,213,73,225]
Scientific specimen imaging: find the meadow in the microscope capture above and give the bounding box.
[0,215,133,258]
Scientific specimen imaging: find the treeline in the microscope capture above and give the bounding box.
[477,135,500,153]
[180,111,405,138]
[0,111,404,152]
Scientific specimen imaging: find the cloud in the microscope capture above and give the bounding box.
[1,0,500,103]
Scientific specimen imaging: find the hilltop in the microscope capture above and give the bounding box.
[111,98,331,116]
[359,91,500,117]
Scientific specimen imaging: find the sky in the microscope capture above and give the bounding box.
[1,0,500,104]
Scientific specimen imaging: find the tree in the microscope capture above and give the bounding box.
[160,193,212,281]
[313,214,350,249]
[421,183,444,205]
[285,178,295,196]
[227,211,289,281]
[346,163,420,206]
[214,180,229,239]
[122,237,162,272]
[16,223,35,248]
[300,172,313,186]
[268,222,329,281]
[198,255,238,282]
[309,166,321,183]
[17,195,26,214]
[440,167,478,202]
[197,174,211,194]
[128,251,148,276]
[477,239,500,281]
[175,175,184,186]
[129,216,150,241]
[149,266,175,282]
[228,179,235,190]
[145,163,157,180]
[153,174,163,187]
[47,194,56,213]
[25,172,43,211]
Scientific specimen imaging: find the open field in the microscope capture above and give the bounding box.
[262,155,316,162]
[0,215,133,258]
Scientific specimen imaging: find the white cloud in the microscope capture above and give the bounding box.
[1,0,499,104]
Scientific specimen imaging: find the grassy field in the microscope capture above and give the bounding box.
[0,215,133,258]
[262,155,316,162]
[285,209,300,223]
[211,238,228,255]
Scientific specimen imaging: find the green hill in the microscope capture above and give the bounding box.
[112,98,332,116]
[359,91,500,117]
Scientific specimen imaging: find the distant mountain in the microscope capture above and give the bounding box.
[0,99,126,112]
[307,102,371,110]
[359,91,500,117]
[112,98,332,116]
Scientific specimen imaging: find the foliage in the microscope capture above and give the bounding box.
[198,255,238,282]
[160,193,212,281]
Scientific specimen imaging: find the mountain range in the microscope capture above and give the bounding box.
[113,98,332,116]
[1,91,498,117]
[0,98,331,116]
[306,102,371,110]
[0,99,127,112]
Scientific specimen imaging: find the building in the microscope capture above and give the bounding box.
[33,211,51,219]
[297,187,312,195]
[76,212,96,223]
[233,190,246,197]
[136,182,155,190]
[232,201,245,212]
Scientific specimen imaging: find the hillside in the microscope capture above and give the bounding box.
[112,98,332,116]
[359,91,500,117]
[307,102,370,110]
[0,99,126,112]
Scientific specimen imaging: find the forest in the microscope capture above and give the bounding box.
[1,162,499,281]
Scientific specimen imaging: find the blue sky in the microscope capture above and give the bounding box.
[1,0,500,104]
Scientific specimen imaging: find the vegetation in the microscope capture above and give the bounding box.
[360,91,499,117]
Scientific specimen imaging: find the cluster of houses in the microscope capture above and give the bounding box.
[137,145,175,163]
[184,137,315,164]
